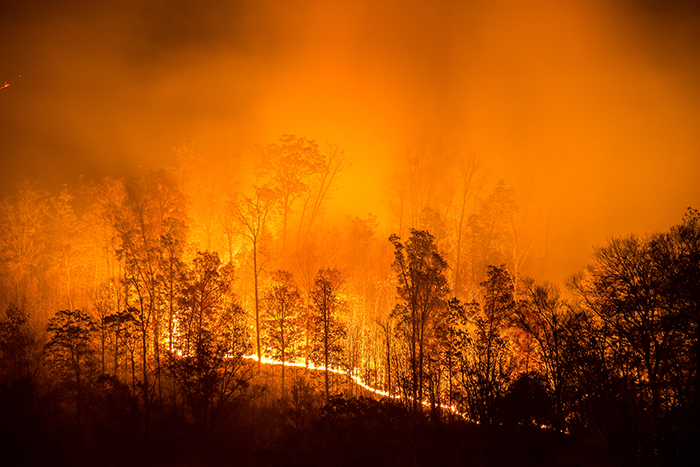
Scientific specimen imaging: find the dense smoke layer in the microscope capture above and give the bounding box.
[2,0,699,282]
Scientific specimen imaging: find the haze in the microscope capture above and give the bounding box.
[2,0,699,283]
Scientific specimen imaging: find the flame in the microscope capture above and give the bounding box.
[242,353,468,418]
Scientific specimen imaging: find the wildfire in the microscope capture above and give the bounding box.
[242,354,467,417]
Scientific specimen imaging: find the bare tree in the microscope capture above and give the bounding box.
[227,186,277,366]
[295,142,350,245]
[451,155,482,296]
[255,135,323,254]
[388,138,457,232]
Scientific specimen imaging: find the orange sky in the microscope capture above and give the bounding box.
[1,0,699,283]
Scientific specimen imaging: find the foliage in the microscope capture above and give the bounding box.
[262,270,303,397]
[390,229,449,410]
[44,308,98,427]
[310,268,347,400]
[453,266,517,423]
[1,146,699,466]
[167,251,254,433]
[0,304,35,384]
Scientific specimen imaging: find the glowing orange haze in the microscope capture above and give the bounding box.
[1,0,699,284]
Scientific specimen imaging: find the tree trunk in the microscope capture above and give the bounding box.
[253,239,261,369]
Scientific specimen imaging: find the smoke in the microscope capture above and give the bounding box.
[1,0,699,282]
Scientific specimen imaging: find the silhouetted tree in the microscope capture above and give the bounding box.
[45,308,97,428]
[457,265,516,423]
[513,279,573,427]
[262,269,303,397]
[666,208,700,411]
[0,304,35,384]
[310,268,347,401]
[568,214,700,460]
[574,236,683,424]
[390,229,449,411]
[168,251,254,435]
[103,307,138,388]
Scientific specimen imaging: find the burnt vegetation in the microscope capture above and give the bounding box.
[1,137,699,466]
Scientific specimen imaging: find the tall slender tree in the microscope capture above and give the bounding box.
[310,268,347,401]
[390,229,449,410]
[262,269,303,398]
[228,186,277,366]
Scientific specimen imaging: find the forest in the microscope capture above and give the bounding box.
[1,135,699,467]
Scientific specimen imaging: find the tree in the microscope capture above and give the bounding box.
[0,304,35,384]
[386,138,456,238]
[575,236,685,421]
[569,229,700,458]
[103,307,138,388]
[174,144,230,252]
[255,135,323,253]
[456,265,517,423]
[168,251,254,436]
[513,279,573,427]
[667,208,700,410]
[467,181,517,288]
[0,180,49,319]
[227,185,277,366]
[376,312,395,396]
[109,170,188,444]
[451,155,482,296]
[389,229,449,411]
[310,268,347,401]
[44,308,97,428]
[295,142,350,246]
[46,186,83,311]
[262,270,303,398]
